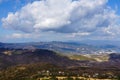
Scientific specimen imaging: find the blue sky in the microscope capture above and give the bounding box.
[0,0,120,43]
[107,0,120,14]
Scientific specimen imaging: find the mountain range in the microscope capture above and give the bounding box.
[0,41,120,54]
[0,42,120,80]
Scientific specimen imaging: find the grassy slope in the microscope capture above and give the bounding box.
[68,55,96,61]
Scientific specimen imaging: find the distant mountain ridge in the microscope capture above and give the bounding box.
[0,41,119,55]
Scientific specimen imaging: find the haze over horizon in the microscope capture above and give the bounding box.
[0,0,120,43]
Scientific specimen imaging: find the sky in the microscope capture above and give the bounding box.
[0,0,120,43]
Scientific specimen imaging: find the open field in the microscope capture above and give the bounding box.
[38,76,116,80]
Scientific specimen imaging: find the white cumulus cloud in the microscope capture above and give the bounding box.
[5,33,40,39]
[1,0,120,40]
